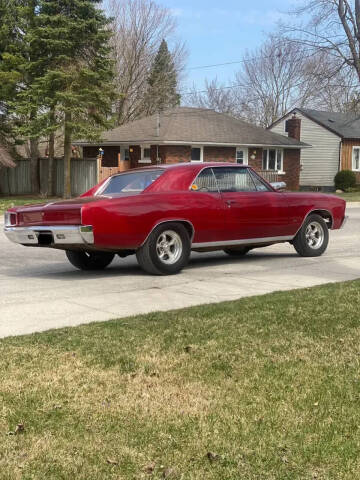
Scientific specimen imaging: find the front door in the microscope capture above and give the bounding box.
[212,166,293,241]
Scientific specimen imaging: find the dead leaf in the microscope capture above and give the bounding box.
[206,452,219,462]
[144,462,155,474]
[106,458,118,465]
[15,423,25,434]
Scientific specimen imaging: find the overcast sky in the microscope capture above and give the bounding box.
[160,0,296,93]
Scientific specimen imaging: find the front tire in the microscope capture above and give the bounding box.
[136,223,191,275]
[293,214,329,257]
[66,250,115,270]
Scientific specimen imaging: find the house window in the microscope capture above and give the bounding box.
[191,146,203,162]
[352,147,360,171]
[236,148,248,165]
[262,149,283,172]
[139,145,151,164]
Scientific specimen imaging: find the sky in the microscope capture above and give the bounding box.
[159,0,296,94]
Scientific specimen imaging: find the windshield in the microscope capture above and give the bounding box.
[99,170,165,195]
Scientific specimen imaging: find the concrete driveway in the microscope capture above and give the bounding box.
[0,207,359,338]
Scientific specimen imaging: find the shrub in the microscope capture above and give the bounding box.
[334,170,356,191]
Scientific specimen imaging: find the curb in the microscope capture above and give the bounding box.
[346,202,360,208]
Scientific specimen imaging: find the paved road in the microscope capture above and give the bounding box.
[0,207,359,338]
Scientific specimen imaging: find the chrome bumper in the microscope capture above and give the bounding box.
[3,225,94,246]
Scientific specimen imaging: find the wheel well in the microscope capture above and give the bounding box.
[144,220,195,245]
[307,210,333,229]
[169,220,194,240]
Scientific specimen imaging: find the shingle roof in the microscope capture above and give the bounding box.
[75,107,308,148]
[296,108,360,139]
[0,144,16,168]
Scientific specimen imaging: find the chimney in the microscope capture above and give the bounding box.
[285,112,301,141]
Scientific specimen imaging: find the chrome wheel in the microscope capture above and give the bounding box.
[156,230,183,265]
[305,221,324,249]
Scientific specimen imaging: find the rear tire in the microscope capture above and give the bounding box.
[66,250,115,270]
[136,223,191,275]
[293,214,329,257]
[224,247,251,256]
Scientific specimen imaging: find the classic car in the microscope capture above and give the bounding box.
[4,163,347,275]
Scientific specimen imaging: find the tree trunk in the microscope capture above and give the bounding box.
[63,111,72,199]
[47,107,55,197]
[30,137,40,194]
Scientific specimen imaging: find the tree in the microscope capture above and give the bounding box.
[144,39,180,115]
[187,78,242,118]
[104,0,186,124]
[285,0,360,86]
[0,0,44,192]
[19,0,115,198]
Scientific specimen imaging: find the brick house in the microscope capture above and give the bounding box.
[75,107,309,190]
[270,108,360,190]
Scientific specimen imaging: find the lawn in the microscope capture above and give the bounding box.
[335,191,360,202]
[1,281,360,479]
[0,196,61,215]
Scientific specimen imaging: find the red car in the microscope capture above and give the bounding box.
[4,163,347,275]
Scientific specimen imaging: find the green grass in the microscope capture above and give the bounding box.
[335,191,360,202]
[0,196,61,215]
[1,281,360,479]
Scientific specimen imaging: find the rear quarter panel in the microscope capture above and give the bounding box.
[81,191,226,249]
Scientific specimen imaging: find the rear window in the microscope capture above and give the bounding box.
[99,170,165,195]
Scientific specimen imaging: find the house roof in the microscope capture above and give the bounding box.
[74,107,309,148]
[272,108,360,139]
[0,144,16,168]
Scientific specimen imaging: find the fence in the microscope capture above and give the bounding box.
[258,170,279,184]
[0,157,97,197]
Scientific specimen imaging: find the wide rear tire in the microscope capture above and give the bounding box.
[292,214,329,257]
[66,250,115,271]
[136,223,191,275]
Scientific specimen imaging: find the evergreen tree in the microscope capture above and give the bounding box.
[144,39,180,115]
[17,0,115,198]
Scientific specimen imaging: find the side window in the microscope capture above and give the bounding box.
[213,167,257,192]
[249,170,272,192]
[191,168,218,192]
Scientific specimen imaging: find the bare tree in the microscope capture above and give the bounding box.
[104,0,186,125]
[285,0,360,84]
[186,78,242,117]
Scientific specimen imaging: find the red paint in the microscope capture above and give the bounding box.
[8,163,346,250]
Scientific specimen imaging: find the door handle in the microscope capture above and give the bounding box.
[226,199,237,207]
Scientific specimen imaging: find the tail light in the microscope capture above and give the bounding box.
[4,212,17,226]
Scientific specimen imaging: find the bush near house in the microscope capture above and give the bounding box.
[334,169,356,191]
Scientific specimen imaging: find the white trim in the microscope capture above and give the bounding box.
[262,148,284,173]
[190,145,204,162]
[236,147,248,165]
[192,235,294,248]
[352,146,360,171]
[139,144,152,164]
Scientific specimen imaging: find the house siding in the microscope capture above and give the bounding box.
[341,139,360,183]
[270,112,341,187]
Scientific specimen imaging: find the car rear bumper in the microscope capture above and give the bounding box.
[4,225,94,246]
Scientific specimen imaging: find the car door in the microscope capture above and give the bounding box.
[212,166,294,241]
[188,167,227,243]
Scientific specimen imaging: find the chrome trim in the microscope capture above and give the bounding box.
[4,225,94,246]
[339,215,348,229]
[141,219,195,246]
[191,235,294,248]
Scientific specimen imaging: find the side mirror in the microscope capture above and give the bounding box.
[270,181,286,191]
